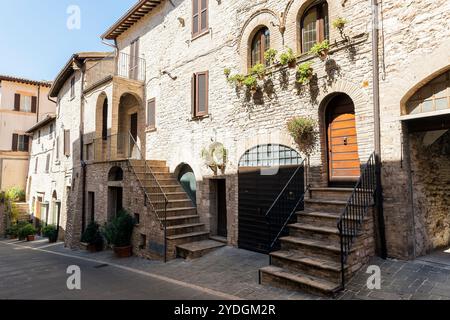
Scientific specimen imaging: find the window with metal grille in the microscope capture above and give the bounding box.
[239,144,302,167]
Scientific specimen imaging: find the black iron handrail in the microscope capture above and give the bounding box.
[265,160,306,252]
[337,152,377,288]
[127,132,169,262]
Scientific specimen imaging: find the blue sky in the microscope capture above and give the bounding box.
[0,0,137,81]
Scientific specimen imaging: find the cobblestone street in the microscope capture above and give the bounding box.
[1,239,449,300]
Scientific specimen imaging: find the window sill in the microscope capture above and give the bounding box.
[145,127,157,133]
[189,114,210,122]
[191,29,210,42]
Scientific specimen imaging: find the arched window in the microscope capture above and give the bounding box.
[108,166,124,181]
[300,1,329,53]
[251,27,270,67]
[102,97,108,140]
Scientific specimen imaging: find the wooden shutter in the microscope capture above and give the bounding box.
[31,96,37,113]
[64,130,70,156]
[45,154,50,173]
[14,94,20,111]
[24,135,30,152]
[147,99,156,128]
[191,74,197,117]
[200,0,208,33]
[12,134,18,151]
[194,71,208,117]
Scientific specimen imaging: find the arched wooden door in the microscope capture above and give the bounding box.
[326,94,360,184]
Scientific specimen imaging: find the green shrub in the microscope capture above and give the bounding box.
[5,186,25,202]
[279,47,297,67]
[102,210,135,247]
[243,75,258,90]
[264,48,278,65]
[18,223,36,239]
[227,74,246,87]
[296,62,314,85]
[287,117,318,156]
[7,221,28,238]
[250,64,266,79]
[42,224,58,242]
[81,221,103,247]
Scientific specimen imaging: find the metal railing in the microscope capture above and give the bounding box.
[84,52,146,90]
[127,132,169,263]
[92,133,139,162]
[337,152,377,288]
[265,160,306,252]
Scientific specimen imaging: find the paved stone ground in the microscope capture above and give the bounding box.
[1,238,450,300]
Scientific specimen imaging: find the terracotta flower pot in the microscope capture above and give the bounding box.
[319,50,329,61]
[26,235,35,242]
[113,245,132,258]
[288,60,296,68]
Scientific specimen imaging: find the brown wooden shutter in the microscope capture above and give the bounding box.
[12,134,18,151]
[31,96,37,113]
[24,136,30,152]
[191,74,197,117]
[147,99,156,128]
[14,94,20,111]
[192,0,200,36]
[64,130,70,156]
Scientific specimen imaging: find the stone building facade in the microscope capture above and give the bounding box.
[57,0,449,274]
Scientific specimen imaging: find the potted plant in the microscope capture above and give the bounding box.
[243,75,258,94]
[5,224,19,239]
[103,210,135,258]
[227,74,246,88]
[296,62,314,85]
[223,68,231,78]
[19,223,37,242]
[287,117,318,157]
[250,63,266,80]
[310,40,330,60]
[81,221,104,252]
[279,47,297,68]
[42,224,58,243]
[264,48,278,66]
[332,17,348,33]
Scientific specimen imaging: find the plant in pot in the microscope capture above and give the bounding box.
[296,62,314,85]
[223,68,231,78]
[103,210,135,258]
[279,47,297,68]
[310,40,330,61]
[243,75,258,94]
[332,17,348,38]
[42,224,58,243]
[264,48,278,66]
[250,63,266,80]
[5,224,19,239]
[227,74,246,89]
[19,223,37,242]
[81,222,104,252]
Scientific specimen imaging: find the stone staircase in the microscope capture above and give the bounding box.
[129,159,225,260]
[260,187,375,297]
[14,202,32,222]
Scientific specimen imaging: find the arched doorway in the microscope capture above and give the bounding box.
[176,164,197,206]
[238,144,303,253]
[51,191,61,240]
[107,166,124,221]
[117,93,144,159]
[325,94,360,185]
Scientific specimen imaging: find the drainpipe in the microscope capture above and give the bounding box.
[372,0,387,259]
[79,60,87,234]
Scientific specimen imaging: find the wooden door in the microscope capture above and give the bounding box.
[217,179,227,238]
[327,95,360,183]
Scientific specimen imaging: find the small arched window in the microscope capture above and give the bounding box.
[300,1,329,53]
[102,97,108,140]
[251,27,270,67]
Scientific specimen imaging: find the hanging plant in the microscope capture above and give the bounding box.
[286,117,318,157]
[310,40,330,61]
[279,47,297,68]
[296,62,314,85]
[264,48,278,66]
[250,63,266,80]
[201,142,228,175]
[227,74,246,88]
[332,17,348,33]
[243,75,258,93]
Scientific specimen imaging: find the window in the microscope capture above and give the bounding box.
[191,71,209,118]
[12,134,29,152]
[49,124,54,138]
[34,157,39,174]
[251,27,270,67]
[192,0,208,37]
[70,77,75,99]
[64,130,71,157]
[102,98,108,140]
[55,136,60,160]
[129,39,140,80]
[38,130,41,144]
[147,98,156,129]
[88,192,95,223]
[300,1,329,53]
[45,154,50,173]
[14,94,37,113]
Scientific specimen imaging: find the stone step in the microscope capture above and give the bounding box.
[155,207,197,218]
[163,215,200,227]
[166,223,205,236]
[260,266,341,297]
[147,185,184,193]
[297,210,368,229]
[134,171,175,180]
[304,199,348,213]
[176,240,226,260]
[150,192,190,201]
[270,250,345,283]
[153,199,194,210]
[166,231,210,247]
[308,188,354,201]
[280,236,345,263]
[287,223,342,243]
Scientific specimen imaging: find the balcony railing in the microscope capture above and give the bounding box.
[90,133,142,162]
[84,52,146,90]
